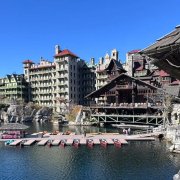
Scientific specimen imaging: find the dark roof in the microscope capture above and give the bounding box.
[140,25,180,80]
[54,49,78,58]
[128,49,141,54]
[85,73,160,98]
[0,123,29,130]
[105,59,126,72]
[142,26,180,54]
[23,60,34,64]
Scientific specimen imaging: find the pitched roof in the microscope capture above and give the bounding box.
[140,25,180,80]
[54,49,78,58]
[170,80,180,85]
[105,59,126,72]
[159,70,170,77]
[142,25,180,54]
[135,66,144,71]
[85,73,160,98]
[23,60,34,64]
[128,49,141,54]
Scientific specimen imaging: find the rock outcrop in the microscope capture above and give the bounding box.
[34,107,52,122]
[0,103,37,123]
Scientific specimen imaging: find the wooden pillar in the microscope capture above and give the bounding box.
[115,90,119,105]
[132,81,135,106]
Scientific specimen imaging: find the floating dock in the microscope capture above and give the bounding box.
[37,139,48,146]
[1,132,160,148]
[80,139,87,145]
[24,139,36,146]
[106,139,114,145]
[127,137,155,141]
[10,140,22,146]
[119,139,128,144]
[52,140,61,146]
[93,139,101,144]
[43,133,51,138]
[66,139,73,145]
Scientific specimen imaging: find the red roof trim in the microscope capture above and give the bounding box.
[135,66,144,71]
[23,60,34,64]
[54,49,78,58]
[128,49,141,54]
[159,70,170,77]
[29,65,56,70]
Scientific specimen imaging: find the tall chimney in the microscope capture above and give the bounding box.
[90,58,95,65]
[99,57,104,65]
[55,45,60,55]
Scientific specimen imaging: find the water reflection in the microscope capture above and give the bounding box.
[24,121,120,135]
[0,122,180,180]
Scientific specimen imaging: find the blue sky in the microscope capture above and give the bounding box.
[0,0,179,77]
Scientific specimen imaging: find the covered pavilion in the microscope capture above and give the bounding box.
[0,123,29,139]
[141,25,180,79]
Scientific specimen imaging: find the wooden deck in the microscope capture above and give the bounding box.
[66,139,73,145]
[37,139,48,146]
[106,138,114,144]
[10,140,22,146]
[80,138,87,145]
[52,140,61,146]
[1,132,160,147]
[93,139,100,144]
[24,139,36,146]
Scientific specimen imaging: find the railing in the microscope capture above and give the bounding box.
[90,114,163,125]
[133,129,154,135]
[116,85,132,89]
[90,103,162,108]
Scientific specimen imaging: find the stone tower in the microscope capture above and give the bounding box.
[111,49,119,60]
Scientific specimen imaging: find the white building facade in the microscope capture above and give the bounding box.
[23,45,96,113]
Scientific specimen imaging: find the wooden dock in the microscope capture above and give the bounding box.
[37,139,48,146]
[106,139,114,145]
[1,132,160,148]
[93,139,100,144]
[10,140,22,146]
[66,139,73,145]
[119,139,128,144]
[43,133,51,138]
[80,138,87,145]
[127,137,155,141]
[24,139,36,146]
[52,140,60,146]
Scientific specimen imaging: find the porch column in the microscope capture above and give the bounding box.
[115,90,119,105]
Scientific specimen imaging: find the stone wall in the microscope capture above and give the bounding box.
[172,104,180,125]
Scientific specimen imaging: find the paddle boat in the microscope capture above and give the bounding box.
[47,140,52,147]
[19,140,27,148]
[100,139,107,147]
[73,139,80,147]
[60,140,66,147]
[87,139,94,148]
[113,139,121,147]
[5,139,14,145]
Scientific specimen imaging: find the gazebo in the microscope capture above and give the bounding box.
[141,25,180,79]
[0,123,29,139]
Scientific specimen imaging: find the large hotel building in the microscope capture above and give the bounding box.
[22,45,96,113]
[1,45,178,114]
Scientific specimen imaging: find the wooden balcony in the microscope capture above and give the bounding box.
[90,103,162,109]
[116,85,133,90]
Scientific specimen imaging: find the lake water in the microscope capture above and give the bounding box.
[0,122,180,180]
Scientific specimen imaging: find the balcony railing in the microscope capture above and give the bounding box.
[116,85,132,89]
[90,102,162,109]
